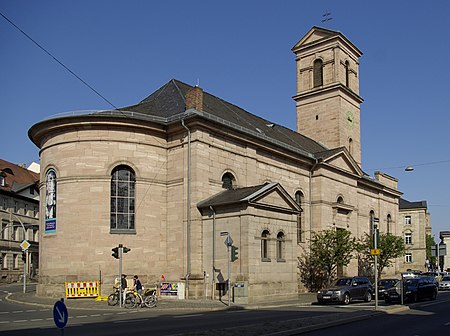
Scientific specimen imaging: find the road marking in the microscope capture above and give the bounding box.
[0,312,9,315]
[102,313,113,316]
[90,314,101,317]
[173,314,204,318]
[26,309,37,312]
[117,312,128,315]
[77,315,88,318]
[31,318,43,322]
[46,318,53,321]
[12,311,24,313]
[13,320,27,323]
[0,321,10,324]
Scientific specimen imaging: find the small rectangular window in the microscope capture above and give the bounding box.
[405,233,412,245]
[405,216,412,225]
[405,253,413,263]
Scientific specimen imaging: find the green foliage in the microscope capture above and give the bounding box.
[357,232,405,280]
[298,229,357,288]
[425,234,436,268]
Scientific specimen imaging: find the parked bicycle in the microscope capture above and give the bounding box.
[107,286,122,306]
[124,288,158,308]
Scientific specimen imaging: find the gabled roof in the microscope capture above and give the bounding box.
[197,182,301,213]
[0,159,39,194]
[292,26,362,56]
[399,198,427,210]
[121,79,328,157]
[315,147,364,176]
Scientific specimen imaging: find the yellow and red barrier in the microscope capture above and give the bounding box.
[65,281,100,298]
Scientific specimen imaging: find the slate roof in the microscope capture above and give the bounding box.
[399,198,427,210]
[120,79,328,157]
[197,184,269,209]
[0,159,39,194]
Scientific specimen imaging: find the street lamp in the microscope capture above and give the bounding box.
[7,210,29,293]
[405,166,414,172]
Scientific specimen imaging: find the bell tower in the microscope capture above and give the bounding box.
[292,27,363,166]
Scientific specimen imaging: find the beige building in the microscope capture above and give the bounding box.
[0,159,40,283]
[398,199,430,272]
[29,27,404,302]
[440,231,450,272]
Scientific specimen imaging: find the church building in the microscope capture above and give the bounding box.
[29,27,402,302]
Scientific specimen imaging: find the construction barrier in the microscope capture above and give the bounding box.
[65,281,100,298]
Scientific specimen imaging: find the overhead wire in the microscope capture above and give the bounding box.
[0,10,125,114]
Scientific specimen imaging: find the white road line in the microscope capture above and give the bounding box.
[26,309,37,312]
[30,318,43,322]
[0,311,9,315]
[46,318,53,321]
[117,312,127,315]
[102,313,113,316]
[173,314,204,318]
[77,315,88,318]
[13,320,27,323]
[0,321,10,324]
[90,314,101,317]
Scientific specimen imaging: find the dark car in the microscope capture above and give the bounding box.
[384,276,437,303]
[377,278,398,298]
[317,276,373,305]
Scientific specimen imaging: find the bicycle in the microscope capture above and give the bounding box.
[107,287,120,306]
[124,288,158,308]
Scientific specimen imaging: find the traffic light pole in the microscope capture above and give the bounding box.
[119,245,123,308]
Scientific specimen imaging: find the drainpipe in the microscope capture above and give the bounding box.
[309,158,319,237]
[181,119,191,297]
[209,206,216,300]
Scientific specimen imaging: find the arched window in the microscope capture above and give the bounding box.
[261,230,270,261]
[111,165,135,231]
[221,172,235,190]
[337,196,344,204]
[387,214,392,234]
[348,138,353,156]
[345,60,350,87]
[276,231,285,261]
[45,169,57,234]
[295,191,304,243]
[313,59,323,87]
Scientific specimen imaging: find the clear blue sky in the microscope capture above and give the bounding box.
[1,0,449,238]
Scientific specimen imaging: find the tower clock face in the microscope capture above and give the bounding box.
[346,111,354,129]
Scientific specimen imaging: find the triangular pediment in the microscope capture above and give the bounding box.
[292,26,362,56]
[251,186,300,213]
[292,26,338,51]
[316,147,363,176]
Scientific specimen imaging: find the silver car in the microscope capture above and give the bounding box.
[438,276,450,291]
[317,277,373,305]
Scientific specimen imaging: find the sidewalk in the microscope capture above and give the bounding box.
[5,291,409,335]
[6,291,318,311]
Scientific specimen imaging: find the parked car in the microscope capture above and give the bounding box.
[317,276,373,305]
[438,275,450,291]
[377,279,398,298]
[385,277,437,303]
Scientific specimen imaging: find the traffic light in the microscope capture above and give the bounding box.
[21,252,26,262]
[123,246,131,254]
[112,246,119,259]
[231,245,239,262]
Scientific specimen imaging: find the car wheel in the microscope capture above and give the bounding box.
[431,290,437,300]
[342,293,350,305]
[364,291,372,302]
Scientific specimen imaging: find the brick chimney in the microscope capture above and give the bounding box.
[185,86,203,111]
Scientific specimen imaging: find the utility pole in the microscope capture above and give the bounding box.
[221,232,233,307]
[372,217,379,310]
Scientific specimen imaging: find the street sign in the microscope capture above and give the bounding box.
[20,240,30,250]
[370,248,381,256]
[224,235,233,247]
[53,300,68,329]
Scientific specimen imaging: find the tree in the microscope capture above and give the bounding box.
[425,234,436,271]
[357,232,405,280]
[298,229,357,288]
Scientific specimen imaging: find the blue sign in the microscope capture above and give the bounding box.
[45,219,56,234]
[53,300,68,329]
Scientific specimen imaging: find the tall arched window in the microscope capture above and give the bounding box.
[45,169,57,234]
[387,214,392,234]
[111,165,135,231]
[261,230,270,261]
[348,138,353,156]
[221,172,235,190]
[345,60,350,87]
[276,231,285,261]
[313,59,323,87]
[295,191,304,243]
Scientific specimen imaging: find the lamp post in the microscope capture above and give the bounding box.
[7,210,28,293]
[372,217,379,310]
